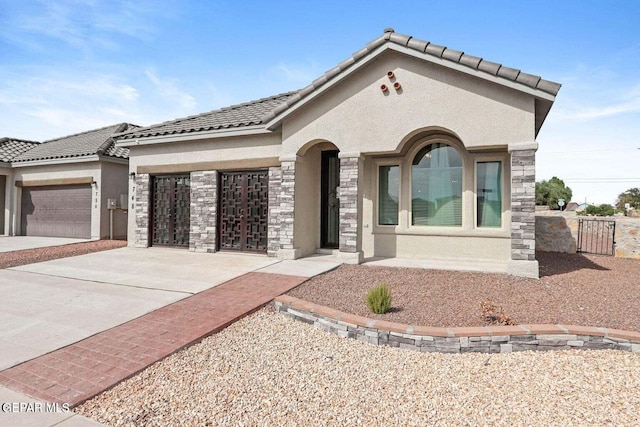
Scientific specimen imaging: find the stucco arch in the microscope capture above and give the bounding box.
[296,139,339,157]
[395,126,465,157]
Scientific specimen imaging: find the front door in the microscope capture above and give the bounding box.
[321,150,340,248]
[151,175,190,247]
[218,171,269,253]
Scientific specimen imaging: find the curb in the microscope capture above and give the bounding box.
[275,295,640,354]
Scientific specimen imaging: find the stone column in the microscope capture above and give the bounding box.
[338,152,363,264]
[189,170,217,253]
[276,155,301,260]
[508,142,539,278]
[134,173,150,248]
[267,166,282,257]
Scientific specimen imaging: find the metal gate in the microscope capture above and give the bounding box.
[577,218,615,256]
[218,170,268,253]
[151,175,191,247]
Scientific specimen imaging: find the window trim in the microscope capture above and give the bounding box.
[407,136,466,229]
[474,156,508,231]
[375,160,402,228]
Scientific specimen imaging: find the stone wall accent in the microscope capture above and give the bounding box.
[189,170,217,253]
[279,161,296,251]
[338,156,360,253]
[536,212,640,259]
[267,166,282,257]
[134,173,150,248]
[275,295,640,354]
[510,149,536,261]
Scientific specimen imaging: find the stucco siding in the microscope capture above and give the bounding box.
[281,50,535,156]
[100,162,129,239]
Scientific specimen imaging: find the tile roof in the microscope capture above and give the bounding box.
[261,28,561,123]
[118,29,560,142]
[118,92,298,140]
[0,138,40,163]
[12,123,138,163]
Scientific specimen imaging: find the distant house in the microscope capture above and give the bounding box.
[116,29,561,278]
[0,123,138,239]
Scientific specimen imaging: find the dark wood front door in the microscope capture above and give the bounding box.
[218,171,269,253]
[151,175,190,247]
[321,150,340,248]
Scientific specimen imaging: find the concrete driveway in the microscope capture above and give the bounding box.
[0,248,280,370]
[0,236,91,253]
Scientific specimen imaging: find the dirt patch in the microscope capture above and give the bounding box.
[287,252,640,331]
[0,240,127,269]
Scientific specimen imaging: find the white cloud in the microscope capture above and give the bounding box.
[145,70,197,111]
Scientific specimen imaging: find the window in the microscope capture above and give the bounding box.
[476,161,502,227]
[411,143,462,226]
[378,165,399,225]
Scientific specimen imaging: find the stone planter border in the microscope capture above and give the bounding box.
[274,295,640,354]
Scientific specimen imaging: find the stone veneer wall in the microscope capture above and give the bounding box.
[134,173,150,248]
[189,170,217,253]
[536,212,640,259]
[510,149,536,261]
[267,166,282,257]
[279,161,296,251]
[338,156,360,253]
[275,295,640,354]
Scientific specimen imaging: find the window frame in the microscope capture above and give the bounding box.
[474,157,507,231]
[375,160,402,228]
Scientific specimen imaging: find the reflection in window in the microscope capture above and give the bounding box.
[477,161,502,227]
[378,165,399,225]
[411,143,462,226]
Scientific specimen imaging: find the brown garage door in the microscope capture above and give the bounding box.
[21,185,92,238]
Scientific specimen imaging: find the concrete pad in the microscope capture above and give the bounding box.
[12,247,280,294]
[0,269,188,370]
[0,237,91,253]
[0,386,105,426]
[256,258,340,278]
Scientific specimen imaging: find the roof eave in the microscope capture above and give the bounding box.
[264,43,558,130]
[116,124,273,148]
[11,155,102,168]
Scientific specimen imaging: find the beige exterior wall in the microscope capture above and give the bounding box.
[281,50,535,157]
[100,162,129,239]
[0,167,12,235]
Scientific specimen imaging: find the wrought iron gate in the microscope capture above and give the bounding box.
[151,175,191,247]
[218,171,268,253]
[577,218,615,256]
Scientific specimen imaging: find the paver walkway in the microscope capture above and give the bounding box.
[0,272,306,407]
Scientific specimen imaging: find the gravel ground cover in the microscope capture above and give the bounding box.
[0,239,127,269]
[76,308,640,426]
[288,252,640,330]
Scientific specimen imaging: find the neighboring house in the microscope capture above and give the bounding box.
[117,29,561,278]
[0,137,40,235]
[0,123,138,239]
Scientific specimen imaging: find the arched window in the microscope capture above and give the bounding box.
[411,142,462,226]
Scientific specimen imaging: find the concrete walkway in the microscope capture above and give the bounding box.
[0,248,340,427]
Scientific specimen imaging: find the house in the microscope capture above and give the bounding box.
[117,29,560,278]
[0,123,138,239]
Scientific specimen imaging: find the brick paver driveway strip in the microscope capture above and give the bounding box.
[0,272,306,407]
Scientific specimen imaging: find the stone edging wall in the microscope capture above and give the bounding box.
[275,295,640,354]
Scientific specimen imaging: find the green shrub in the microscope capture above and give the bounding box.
[366,284,392,314]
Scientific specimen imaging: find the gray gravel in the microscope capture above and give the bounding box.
[76,308,640,426]
[288,252,640,330]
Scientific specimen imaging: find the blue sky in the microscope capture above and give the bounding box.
[1,0,639,205]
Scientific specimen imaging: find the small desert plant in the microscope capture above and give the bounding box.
[366,284,392,314]
[480,299,515,326]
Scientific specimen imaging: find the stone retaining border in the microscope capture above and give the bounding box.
[275,295,640,354]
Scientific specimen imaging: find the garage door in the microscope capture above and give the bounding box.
[21,185,92,238]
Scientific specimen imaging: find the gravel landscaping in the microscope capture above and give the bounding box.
[0,239,126,269]
[288,252,640,331]
[76,308,640,426]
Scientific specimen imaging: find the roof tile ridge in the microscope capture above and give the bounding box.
[97,123,130,155]
[42,123,124,143]
[1,137,41,145]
